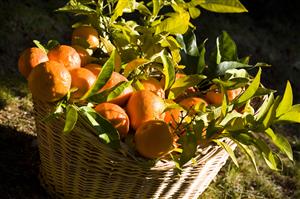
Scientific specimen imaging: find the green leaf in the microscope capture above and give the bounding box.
[197,0,248,13]
[234,140,258,173]
[253,138,281,171]
[276,111,300,123]
[161,52,176,90]
[56,0,96,15]
[197,39,207,74]
[237,68,262,104]
[188,7,201,19]
[88,81,132,103]
[81,50,116,100]
[33,40,48,53]
[124,58,149,77]
[178,131,198,166]
[111,0,134,22]
[214,139,239,167]
[219,110,242,127]
[63,105,78,134]
[255,93,274,121]
[168,74,206,99]
[262,96,281,129]
[46,40,60,50]
[152,0,161,17]
[265,128,293,161]
[155,9,190,34]
[215,61,251,76]
[79,106,120,148]
[276,81,293,117]
[177,29,199,56]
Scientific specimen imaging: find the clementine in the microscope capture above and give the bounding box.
[99,72,134,106]
[28,60,71,102]
[84,63,102,76]
[126,90,165,130]
[70,68,96,99]
[18,47,48,78]
[205,86,242,106]
[72,45,92,66]
[72,25,99,49]
[140,78,165,98]
[48,45,81,71]
[94,102,130,138]
[135,120,174,159]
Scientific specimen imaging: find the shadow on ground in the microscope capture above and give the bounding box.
[0,125,49,199]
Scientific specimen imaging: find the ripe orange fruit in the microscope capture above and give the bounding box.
[84,63,102,76]
[164,108,182,128]
[48,45,81,71]
[140,78,165,98]
[72,25,99,49]
[18,47,48,78]
[205,86,242,106]
[94,102,130,138]
[28,60,71,102]
[126,90,165,130]
[70,68,96,99]
[72,45,92,66]
[179,97,208,110]
[99,72,134,106]
[135,120,174,159]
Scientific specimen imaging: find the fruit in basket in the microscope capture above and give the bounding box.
[135,120,174,159]
[99,72,134,106]
[70,68,96,99]
[84,63,102,76]
[205,85,242,106]
[179,97,208,110]
[48,45,81,71]
[140,78,165,98]
[18,47,49,78]
[126,90,165,130]
[28,60,71,102]
[72,45,92,66]
[95,102,130,138]
[72,25,99,49]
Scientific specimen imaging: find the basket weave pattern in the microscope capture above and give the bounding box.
[34,100,236,199]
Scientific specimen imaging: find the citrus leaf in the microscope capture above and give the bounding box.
[197,0,248,13]
[290,104,300,112]
[276,81,293,117]
[234,140,258,173]
[214,139,239,167]
[110,0,134,22]
[33,40,48,53]
[237,68,262,104]
[221,88,228,116]
[255,93,274,121]
[161,52,176,90]
[168,74,206,99]
[219,110,242,127]
[46,40,60,50]
[197,39,207,74]
[265,128,293,161]
[82,50,116,100]
[124,58,149,77]
[88,81,132,103]
[215,61,252,76]
[262,96,281,129]
[276,111,300,123]
[188,7,201,19]
[56,0,96,15]
[178,131,198,166]
[155,9,190,35]
[79,106,120,148]
[152,0,161,17]
[63,105,78,134]
[253,138,281,171]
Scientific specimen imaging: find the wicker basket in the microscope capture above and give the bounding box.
[34,100,236,199]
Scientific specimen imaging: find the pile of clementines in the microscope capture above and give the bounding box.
[18,25,241,160]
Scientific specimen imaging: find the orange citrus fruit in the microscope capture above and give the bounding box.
[28,60,71,102]
[205,86,242,106]
[179,97,208,110]
[72,25,99,49]
[126,90,165,130]
[18,47,48,78]
[99,72,134,106]
[84,63,102,76]
[48,45,81,71]
[72,45,92,66]
[140,78,165,98]
[94,102,130,138]
[135,120,174,159]
[70,68,96,99]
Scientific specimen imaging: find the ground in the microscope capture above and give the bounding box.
[0,0,300,198]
